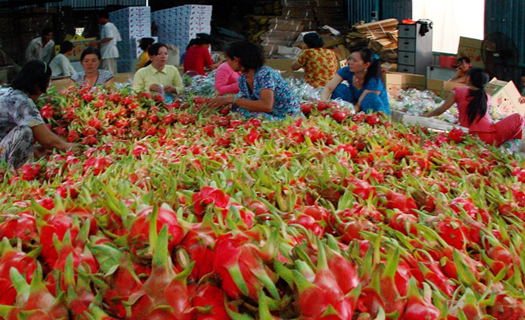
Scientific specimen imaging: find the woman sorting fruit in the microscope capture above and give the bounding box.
[423,67,525,146]
[133,43,184,102]
[291,32,338,88]
[0,61,77,169]
[70,48,114,89]
[207,40,300,121]
[321,46,390,115]
[214,60,241,95]
[183,33,222,76]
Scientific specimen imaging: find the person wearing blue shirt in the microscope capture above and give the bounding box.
[207,40,300,121]
[321,46,390,115]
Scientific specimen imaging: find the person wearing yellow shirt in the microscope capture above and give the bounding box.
[136,37,155,71]
[132,43,183,102]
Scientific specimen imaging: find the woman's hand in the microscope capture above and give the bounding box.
[164,85,177,94]
[321,74,344,101]
[519,96,525,104]
[149,84,162,93]
[423,91,456,118]
[68,143,81,154]
[34,145,51,159]
[208,96,234,110]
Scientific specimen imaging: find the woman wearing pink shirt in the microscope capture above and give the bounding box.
[424,67,524,146]
[214,61,241,95]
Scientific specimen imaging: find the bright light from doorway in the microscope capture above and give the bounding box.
[412,0,485,54]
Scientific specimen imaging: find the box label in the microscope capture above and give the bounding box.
[457,36,484,68]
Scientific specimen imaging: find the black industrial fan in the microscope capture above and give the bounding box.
[481,32,520,82]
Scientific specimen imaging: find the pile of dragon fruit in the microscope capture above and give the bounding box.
[1,84,525,320]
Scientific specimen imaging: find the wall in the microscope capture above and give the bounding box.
[380,0,412,22]
[485,0,525,67]
[412,0,484,54]
[347,0,377,25]
[485,0,524,90]
[348,0,412,25]
[0,7,67,66]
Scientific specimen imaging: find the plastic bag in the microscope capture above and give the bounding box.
[389,88,458,124]
[284,77,323,102]
[114,78,133,91]
[499,139,522,156]
[183,71,217,97]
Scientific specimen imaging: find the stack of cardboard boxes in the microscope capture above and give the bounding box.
[312,0,347,31]
[260,18,315,56]
[456,37,484,68]
[66,36,97,62]
[259,0,347,57]
[152,5,212,55]
[109,6,152,73]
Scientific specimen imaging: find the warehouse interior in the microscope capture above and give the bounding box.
[0,0,523,91]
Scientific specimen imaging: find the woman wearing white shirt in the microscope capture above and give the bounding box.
[50,41,76,79]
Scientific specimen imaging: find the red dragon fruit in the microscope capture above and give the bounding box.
[128,204,185,261]
[127,225,195,319]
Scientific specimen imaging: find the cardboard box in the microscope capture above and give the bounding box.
[265,58,295,71]
[485,79,524,116]
[50,78,71,91]
[280,70,305,79]
[384,72,404,96]
[426,79,444,97]
[442,81,467,99]
[277,46,302,58]
[384,72,425,96]
[70,38,97,61]
[457,37,484,68]
[293,33,344,49]
[403,74,426,90]
[132,36,158,58]
[425,78,467,98]
[113,72,134,83]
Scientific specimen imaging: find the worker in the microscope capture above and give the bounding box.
[70,48,114,89]
[136,37,155,71]
[291,32,338,88]
[0,61,77,169]
[97,11,121,75]
[25,27,55,64]
[449,57,472,83]
[321,46,390,115]
[424,67,525,147]
[50,41,76,78]
[207,41,300,120]
[183,33,222,76]
[132,43,184,101]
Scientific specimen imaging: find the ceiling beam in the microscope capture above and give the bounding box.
[0,0,63,9]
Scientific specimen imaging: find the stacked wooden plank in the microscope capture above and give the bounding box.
[345,19,399,63]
